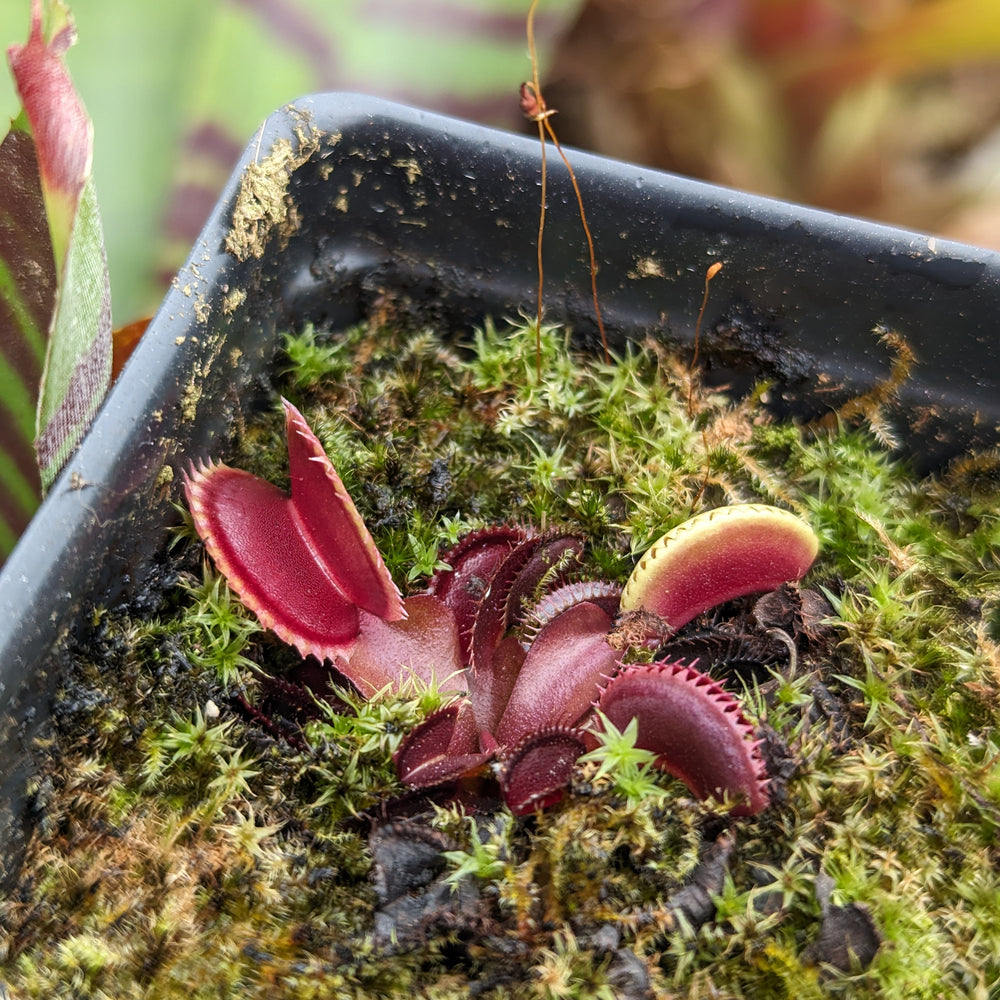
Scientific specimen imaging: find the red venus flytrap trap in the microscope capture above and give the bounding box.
[185,397,819,818]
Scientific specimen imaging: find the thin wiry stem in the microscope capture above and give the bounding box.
[687,261,723,417]
[524,0,609,375]
[527,0,546,378]
[536,118,547,378]
[541,116,608,364]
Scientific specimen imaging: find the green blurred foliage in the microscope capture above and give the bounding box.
[1,1,578,325]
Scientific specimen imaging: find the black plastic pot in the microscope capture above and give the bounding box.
[1,92,999,885]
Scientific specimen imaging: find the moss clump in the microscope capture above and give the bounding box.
[2,316,999,998]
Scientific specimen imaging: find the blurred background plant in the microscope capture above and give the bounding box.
[9,0,1000,330]
[2,0,1000,562]
[0,0,577,326]
[545,0,1000,246]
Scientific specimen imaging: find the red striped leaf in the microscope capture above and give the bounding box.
[0,120,50,554]
[0,0,112,561]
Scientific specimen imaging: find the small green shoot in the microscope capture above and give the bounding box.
[580,713,665,805]
[181,569,262,686]
[441,816,507,889]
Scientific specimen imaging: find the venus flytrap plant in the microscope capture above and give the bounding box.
[186,395,809,816]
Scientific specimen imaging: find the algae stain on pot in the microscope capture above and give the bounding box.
[179,332,228,424]
[226,110,325,262]
[222,287,247,315]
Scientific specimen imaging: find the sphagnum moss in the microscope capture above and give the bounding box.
[3,317,1000,999]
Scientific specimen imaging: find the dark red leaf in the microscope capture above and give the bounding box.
[499,727,587,815]
[597,660,770,816]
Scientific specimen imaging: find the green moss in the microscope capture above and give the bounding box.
[3,317,1000,998]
